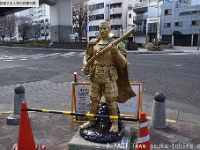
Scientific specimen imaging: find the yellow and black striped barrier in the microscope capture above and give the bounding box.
[23,108,139,122]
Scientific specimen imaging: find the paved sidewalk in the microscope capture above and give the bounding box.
[0,80,200,150]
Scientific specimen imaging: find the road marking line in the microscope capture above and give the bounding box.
[146,116,176,123]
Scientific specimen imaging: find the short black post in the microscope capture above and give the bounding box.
[150,92,166,129]
[7,85,26,125]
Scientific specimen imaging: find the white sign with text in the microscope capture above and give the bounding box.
[75,84,140,114]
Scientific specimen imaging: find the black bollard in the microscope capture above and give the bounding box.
[150,92,166,129]
[7,85,26,125]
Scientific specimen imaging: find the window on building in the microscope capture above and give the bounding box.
[41,20,44,23]
[89,14,104,21]
[111,25,122,30]
[128,4,132,10]
[164,23,171,28]
[165,9,172,15]
[96,3,104,9]
[89,3,104,11]
[137,23,142,31]
[89,26,99,31]
[45,18,49,22]
[110,3,122,9]
[129,14,132,18]
[110,14,122,19]
[192,20,200,26]
[175,22,182,26]
[148,23,157,33]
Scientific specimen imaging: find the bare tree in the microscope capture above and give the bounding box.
[30,23,41,40]
[17,16,32,42]
[6,14,17,41]
[40,23,50,41]
[72,3,88,42]
[34,24,41,40]
[0,16,7,41]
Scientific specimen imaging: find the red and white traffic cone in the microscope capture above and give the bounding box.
[15,102,46,150]
[136,112,150,150]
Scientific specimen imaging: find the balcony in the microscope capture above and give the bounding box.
[110,7,123,15]
[110,0,123,5]
[133,7,148,13]
[109,19,122,25]
[133,27,146,35]
[133,15,148,24]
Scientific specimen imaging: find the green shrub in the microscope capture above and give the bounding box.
[135,43,144,48]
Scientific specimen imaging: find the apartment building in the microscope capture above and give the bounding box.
[87,0,135,40]
[87,0,109,40]
[160,3,200,46]
[130,0,159,44]
[30,4,50,40]
[109,0,135,38]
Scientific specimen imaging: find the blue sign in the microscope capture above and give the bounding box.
[85,26,89,33]
[95,32,99,35]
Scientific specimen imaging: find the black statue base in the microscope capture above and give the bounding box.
[79,101,125,143]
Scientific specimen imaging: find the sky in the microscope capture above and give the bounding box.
[191,0,200,5]
[18,9,29,16]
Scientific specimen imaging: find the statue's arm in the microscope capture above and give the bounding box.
[82,38,97,74]
[111,42,127,67]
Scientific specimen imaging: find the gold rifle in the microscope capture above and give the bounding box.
[82,28,136,72]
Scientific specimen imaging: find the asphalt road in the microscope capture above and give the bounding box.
[0,46,199,115]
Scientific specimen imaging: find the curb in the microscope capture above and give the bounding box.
[1,46,197,54]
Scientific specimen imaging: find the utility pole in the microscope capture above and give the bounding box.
[197,23,200,50]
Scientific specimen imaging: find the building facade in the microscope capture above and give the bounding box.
[109,0,135,38]
[87,0,136,40]
[87,0,109,40]
[30,4,51,40]
[131,0,159,44]
[160,3,200,46]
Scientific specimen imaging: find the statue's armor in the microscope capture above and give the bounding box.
[89,39,118,98]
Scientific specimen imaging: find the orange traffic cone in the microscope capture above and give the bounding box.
[136,112,150,150]
[15,102,45,150]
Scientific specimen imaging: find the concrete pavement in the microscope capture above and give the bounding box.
[0,47,200,150]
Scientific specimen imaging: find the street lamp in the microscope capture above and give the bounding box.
[156,0,160,46]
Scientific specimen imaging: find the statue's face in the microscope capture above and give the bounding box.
[99,23,110,39]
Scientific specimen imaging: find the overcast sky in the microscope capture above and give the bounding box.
[18,9,29,16]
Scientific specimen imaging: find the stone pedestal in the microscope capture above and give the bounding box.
[68,126,133,150]
[151,92,166,129]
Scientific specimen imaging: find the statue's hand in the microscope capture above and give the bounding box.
[82,66,90,75]
[110,45,118,55]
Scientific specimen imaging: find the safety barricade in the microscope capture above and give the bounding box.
[71,82,143,129]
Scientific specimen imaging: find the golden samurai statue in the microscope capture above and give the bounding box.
[80,20,136,133]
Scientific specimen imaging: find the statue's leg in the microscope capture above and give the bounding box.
[107,98,118,133]
[80,83,101,129]
[105,82,119,133]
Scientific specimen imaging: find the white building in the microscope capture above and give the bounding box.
[87,0,110,41]
[87,0,136,41]
[30,4,51,40]
[109,0,135,38]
